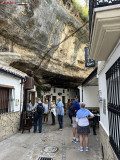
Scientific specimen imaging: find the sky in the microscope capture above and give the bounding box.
[76,0,86,7]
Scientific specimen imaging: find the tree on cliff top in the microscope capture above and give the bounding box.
[72,0,89,22]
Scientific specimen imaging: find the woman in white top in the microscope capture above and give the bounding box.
[43,99,49,122]
[50,101,56,125]
[76,102,94,152]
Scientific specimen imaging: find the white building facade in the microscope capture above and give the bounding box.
[89,1,120,159]
[98,42,120,160]
[78,68,99,110]
[41,87,79,105]
[79,85,99,108]
[0,64,27,141]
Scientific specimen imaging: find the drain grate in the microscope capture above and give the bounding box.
[38,157,53,160]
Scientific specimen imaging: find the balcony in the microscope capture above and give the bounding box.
[89,0,120,61]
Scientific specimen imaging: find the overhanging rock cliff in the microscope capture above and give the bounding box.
[0,0,94,88]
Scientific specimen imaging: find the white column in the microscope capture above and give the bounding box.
[78,86,82,102]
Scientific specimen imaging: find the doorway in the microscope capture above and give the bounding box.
[52,96,56,104]
[62,96,66,114]
[0,87,9,114]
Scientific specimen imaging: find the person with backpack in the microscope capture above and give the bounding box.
[32,98,44,133]
[69,98,80,143]
[68,99,74,124]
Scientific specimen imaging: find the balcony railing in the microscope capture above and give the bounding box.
[89,0,120,35]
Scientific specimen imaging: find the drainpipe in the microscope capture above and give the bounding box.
[19,78,25,131]
[20,78,24,114]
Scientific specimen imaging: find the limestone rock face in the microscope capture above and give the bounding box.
[0,0,94,88]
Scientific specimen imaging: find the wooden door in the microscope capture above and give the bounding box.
[62,96,65,108]
[0,87,9,114]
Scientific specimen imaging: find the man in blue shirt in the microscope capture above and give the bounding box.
[56,98,64,131]
[71,98,80,143]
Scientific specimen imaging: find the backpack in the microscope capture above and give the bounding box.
[69,102,77,117]
[37,103,44,114]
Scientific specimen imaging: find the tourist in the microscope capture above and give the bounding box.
[69,98,80,143]
[56,98,64,131]
[43,99,49,123]
[76,102,94,151]
[26,100,33,127]
[33,98,44,133]
[67,99,71,110]
[26,100,32,117]
[50,101,56,125]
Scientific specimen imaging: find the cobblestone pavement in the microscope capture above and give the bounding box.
[0,114,102,160]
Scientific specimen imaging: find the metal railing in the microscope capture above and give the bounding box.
[106,57,120,159]
[89,0,120,34]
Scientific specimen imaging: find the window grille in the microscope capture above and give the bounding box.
[8,88,15,112]
[106,57,120,159]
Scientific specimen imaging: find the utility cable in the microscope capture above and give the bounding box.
[0,6,88,74]
[55,21,88,48]
[35,21,89,73]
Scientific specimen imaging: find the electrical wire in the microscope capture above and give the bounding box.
[35,21,88,72]
[0,6,88,74]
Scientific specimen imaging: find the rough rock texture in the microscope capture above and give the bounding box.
[0,111,20,142]
[99,123,118,160]
[0,0,94,88]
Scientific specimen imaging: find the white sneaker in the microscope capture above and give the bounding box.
[76,139,79,142]
[72,138,76,143]
[86,147,89,151]
[59,129,63,131]
[79,146,83,152]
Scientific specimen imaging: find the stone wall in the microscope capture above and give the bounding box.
[0,111,20,142]
[99,123,118,160]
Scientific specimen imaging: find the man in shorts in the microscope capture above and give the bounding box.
[71,98,80,143]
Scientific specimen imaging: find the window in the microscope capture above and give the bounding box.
[63,89,65,93]
[54,88,56,93]
[8,88,15,112]
[0,87,15,114]
[0,87,9,114]
[106,57,120,159]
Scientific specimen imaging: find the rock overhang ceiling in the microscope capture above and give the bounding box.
[0,0,94,88]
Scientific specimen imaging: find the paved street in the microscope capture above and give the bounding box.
[0,114,102,160]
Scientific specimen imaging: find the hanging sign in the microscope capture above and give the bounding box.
[85,47,95,67]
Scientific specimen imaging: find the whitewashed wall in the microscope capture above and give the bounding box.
[79,86,99,107]
[98,40,120,135]
[42,88,78,103]
[83,86,98,107]
[0,72,23,112]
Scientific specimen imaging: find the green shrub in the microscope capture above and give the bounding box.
[72,0,89,22]
[36,85,51,98]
